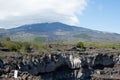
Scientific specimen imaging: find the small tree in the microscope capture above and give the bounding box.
[77,41,84,49]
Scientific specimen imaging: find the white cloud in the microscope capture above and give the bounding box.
[0,0,88,28]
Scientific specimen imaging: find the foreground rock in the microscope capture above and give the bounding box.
[0,48,120,80]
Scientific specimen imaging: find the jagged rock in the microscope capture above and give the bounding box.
[66,55,81,69]
[45,61,56,72]
[76,70,83,79]
[0,49,120,80]
[92,54,114,69]
[0,59,4,68]
[115,55,120,64]
[82,54,115,69]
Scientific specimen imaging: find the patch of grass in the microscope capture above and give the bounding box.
[73,33,91,40]
[34,37,46,42]
[84,42,120,49]
[31,42,49,52]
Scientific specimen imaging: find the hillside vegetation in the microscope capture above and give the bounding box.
[0,37,120,55]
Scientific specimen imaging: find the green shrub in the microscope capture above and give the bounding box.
[21,42,31,52]
[31,42,49,52]
[77,41,84,49]
[1,41,22,52]
[31,42,39,50]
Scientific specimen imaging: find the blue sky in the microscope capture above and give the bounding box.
[79,0,120,33]
[0,0,120,33]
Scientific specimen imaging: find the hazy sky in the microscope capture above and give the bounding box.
[0,0,120,33]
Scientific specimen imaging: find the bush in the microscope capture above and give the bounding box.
[21,42,31,52]
[31,42,49,52]
[31,43,39,50]
[1,41,22,52]
[77,41,84,49]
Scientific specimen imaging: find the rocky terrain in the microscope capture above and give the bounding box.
[0,44,120,80]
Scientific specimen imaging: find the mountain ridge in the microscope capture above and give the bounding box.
[0,22,120,42]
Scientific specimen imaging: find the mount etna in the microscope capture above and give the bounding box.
[0,22,120,42]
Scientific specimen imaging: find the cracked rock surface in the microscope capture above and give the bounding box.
[0,48,120,80]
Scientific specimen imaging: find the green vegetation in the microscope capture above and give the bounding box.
[84,42,120,50]
[73,33,91,40]
[34,37,46,42]
[20,42,31,53]
[3,37,11,41]
[31,42,49,52]
[0,37,30,52]
[1,41,22,51]
[0,37,120,54]
[77,41,84,49]
[0,37,49,53]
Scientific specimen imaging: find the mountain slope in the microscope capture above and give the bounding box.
[1,22,120,42]
[8,22,89,34]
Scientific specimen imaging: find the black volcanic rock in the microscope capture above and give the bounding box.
[0,48,120,80]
